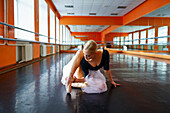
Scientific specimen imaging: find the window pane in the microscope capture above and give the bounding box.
[133,32,139,44]
[113,37,117,45]
[39,0,48,42]
[117,37,120,45]
[129,34,132,45]
[63,25,66,44]
[121,36,124,45]
[140,31,146,44]
[56,17,59,44]
[158,26,168,45]
[148,28,155,44]
[14,0,34,40]
[60,25,63,44]
[125,36,128,45]
[50,9,55,43]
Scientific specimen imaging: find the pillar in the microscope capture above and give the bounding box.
[145,30,148,50]
[167,26,170,51]
[154,26,159,50]
[33,0,40,59]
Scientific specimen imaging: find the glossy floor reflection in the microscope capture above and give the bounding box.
[0,53,170,113]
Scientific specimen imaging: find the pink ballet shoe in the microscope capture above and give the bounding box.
[65,83,71,93]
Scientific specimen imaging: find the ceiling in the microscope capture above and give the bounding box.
[52,0,170,33]
[52,0,145,16]
[111,26,151,33]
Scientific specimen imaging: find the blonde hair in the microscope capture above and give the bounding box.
[83,40,98,53]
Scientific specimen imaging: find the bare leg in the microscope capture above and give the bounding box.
[74,77,85,82]
[66,66,87,93]
[74,66,84,79]
[71,66,87,88]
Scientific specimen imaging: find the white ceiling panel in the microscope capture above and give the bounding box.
[112,26,151,33]
[52,0,146,16]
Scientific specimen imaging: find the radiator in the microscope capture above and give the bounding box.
[51,45,55,54]
[22,44,33,62]
[56,45,59,53]
[40,45,47,57]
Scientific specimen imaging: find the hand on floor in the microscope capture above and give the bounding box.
[111,81,120,88]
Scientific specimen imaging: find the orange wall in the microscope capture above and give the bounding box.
[168,26,170,51]
[33,43,40,59]
[0,41,16,68]
[127,17,170,26]
[71,32,102,44]
[47,46,51,55]
[0,0,16,68]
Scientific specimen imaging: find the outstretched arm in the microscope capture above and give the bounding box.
[104,70,120,87]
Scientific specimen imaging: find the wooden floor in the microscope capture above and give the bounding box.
[0,53,170,113]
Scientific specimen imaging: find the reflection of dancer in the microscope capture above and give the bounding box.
[61,40,120,93]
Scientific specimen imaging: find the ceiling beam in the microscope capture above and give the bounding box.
[127,17,170,26]
[102,25,121,35]
[60,16,123,25]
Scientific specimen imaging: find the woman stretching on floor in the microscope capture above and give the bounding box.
[61,40,120,94]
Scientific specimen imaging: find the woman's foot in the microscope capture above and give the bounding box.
[71,82,88,88]
[65,83,71,93]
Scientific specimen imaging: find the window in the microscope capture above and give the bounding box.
[60,25,63,44]
[148,28,155,44]
[63,25,66,44]
[121,36,124,45]
[128,34,132,45]
[113,37,117,45]
[133,32,139,45]
[56,17,59,44]
[158,26,168,45]
[39,0,48,42]
[14,0,34,40]
[66,27,71,45]
[140,31,146,44]
[71,36,74,44]
[116,37,120,45]
[66,27,69,45]
[50,9,55,43]
[125,36,128,45]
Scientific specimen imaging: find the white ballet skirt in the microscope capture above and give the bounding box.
[81,70,107,93]
[61,61,107,94]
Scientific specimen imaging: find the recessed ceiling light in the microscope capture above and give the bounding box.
[89,13,96,15]
[100,25,105,27]
[86,25,91,27]
[157,14,166,16]
[67,13,75,15]
[157,14,161,16]
[117,6,127,9]
[104,5,109,7]
[110,13,118,15]
[65,5,74,8]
